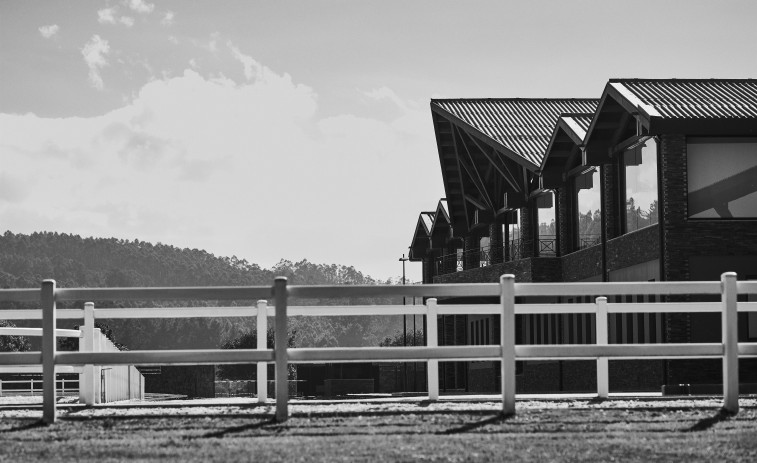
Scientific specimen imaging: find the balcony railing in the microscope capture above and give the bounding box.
[578,234,601,250]
[435,236,559,276]
[538,235,556,257]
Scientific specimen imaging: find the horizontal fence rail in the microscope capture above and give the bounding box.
[1,273,756,423]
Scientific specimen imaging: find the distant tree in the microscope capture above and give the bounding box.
[216,328,297,380]
[379,329,425,347]
[0,320,31,352]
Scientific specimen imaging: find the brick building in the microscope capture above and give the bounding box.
[409,79,757,393]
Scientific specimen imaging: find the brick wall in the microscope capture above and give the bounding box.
[432,257,562,284]
[557,187,573,255]
[561,245,602,282]
[659,134,757,385]
[606,225,660,272]
[520,206,535,258]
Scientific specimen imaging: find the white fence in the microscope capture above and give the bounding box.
[0,273,756,424]
[0,308,144,404]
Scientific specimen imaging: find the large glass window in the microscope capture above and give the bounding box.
[574,168,602,248]
[624,137,658,232]
[536,192,556,256]
[688,138,757,219]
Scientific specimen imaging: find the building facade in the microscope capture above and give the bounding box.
[409,79,757,393]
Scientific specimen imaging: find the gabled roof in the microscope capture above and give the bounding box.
[408,211,436,261]
[540,113,595,188]
[559,113,594,143]
[431,99,598,234]
[584,79,757,163]
[431,99,599,168]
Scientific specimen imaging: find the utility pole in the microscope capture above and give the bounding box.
[399,254,408,393]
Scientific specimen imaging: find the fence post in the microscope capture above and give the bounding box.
[500,274,516,416]
[80,302,96,405]
[721,272,739,414]
[94,330,102,403]
[274,277,288,422]
[256,299,268,403]
[426,298,439,401]
[596,297,609,399]
[41,279,57,424]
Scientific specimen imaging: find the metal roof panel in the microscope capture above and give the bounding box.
[432,99,598,167]
[611,79,757,119]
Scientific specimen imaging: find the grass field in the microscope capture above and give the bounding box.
[1,397,756,462]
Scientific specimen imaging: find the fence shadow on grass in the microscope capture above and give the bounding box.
[438,413,511,435]
[190,417,278,439]
[0,419,47,433]
[684,408,736,432]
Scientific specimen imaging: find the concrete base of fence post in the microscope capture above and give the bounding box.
[500,274,516,416]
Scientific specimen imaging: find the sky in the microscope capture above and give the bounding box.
[2,1,757,283]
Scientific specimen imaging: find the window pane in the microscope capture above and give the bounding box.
[625,138,658,232]
[688,139,757,219]
[575,168,602,248]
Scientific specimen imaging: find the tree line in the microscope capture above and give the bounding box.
[0,231,407,352]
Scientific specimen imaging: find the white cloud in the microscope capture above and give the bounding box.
[362,86,412,112]
[161,11,175,26]
[0,51,440,279]
[38,24,59,39]
[98,8,135,27]
[97,8,117,24]
[125,0,155,14]
[81,35,110,90]
[228,41,263,81]
[168,35,179,45]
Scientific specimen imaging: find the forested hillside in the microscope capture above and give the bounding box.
[0,231,405,350]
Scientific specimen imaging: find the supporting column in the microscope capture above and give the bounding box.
[463,234,480,270]
[274,277,289,422]
[489,223,503,264]
[519,207,534,259]
[256,299,268,403]
[41,279,56,424]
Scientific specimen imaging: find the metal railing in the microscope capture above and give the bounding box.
[578,234,601,250]
[1,274,756,424]
[0,378,78,397]
[0,319,144,404]
[434,237,560,275]
[538,235,557,256]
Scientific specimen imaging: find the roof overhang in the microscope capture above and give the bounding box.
[540,114,593,188]
[584,79,757,164]
[408,211,435,261]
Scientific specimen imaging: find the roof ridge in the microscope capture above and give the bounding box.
[609,78,757,83]
[431,97,599,102]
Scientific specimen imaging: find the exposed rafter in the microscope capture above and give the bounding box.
[454,126,495,211]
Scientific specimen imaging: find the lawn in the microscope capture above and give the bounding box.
[1,398,756,462]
